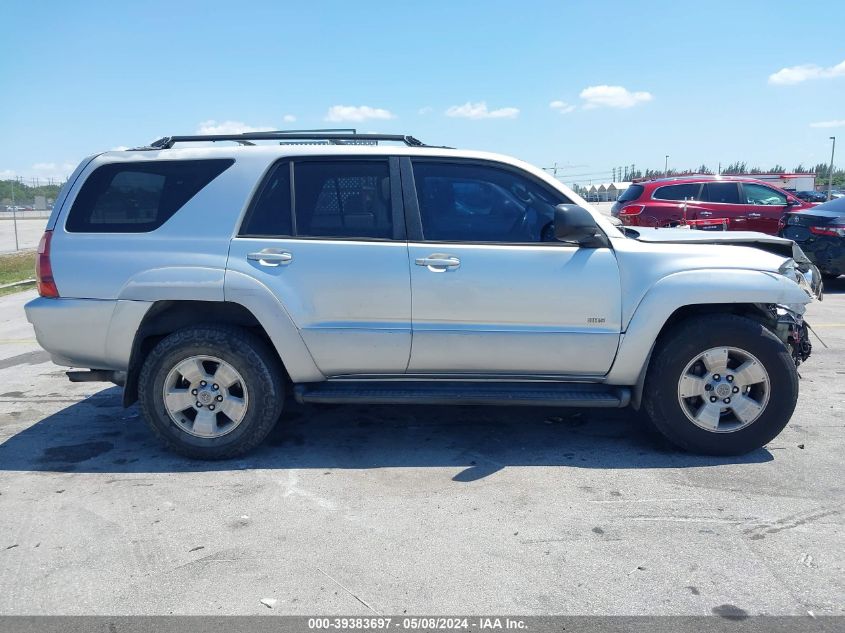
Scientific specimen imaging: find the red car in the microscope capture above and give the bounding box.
[611,175,814,235]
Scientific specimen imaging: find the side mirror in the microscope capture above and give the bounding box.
[554,204,609,247]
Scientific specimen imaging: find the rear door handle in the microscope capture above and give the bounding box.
[747,212,762,218]
[247,249,293,266]
[699,211,713,217]
[415,255,461,271]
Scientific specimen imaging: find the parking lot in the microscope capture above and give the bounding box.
[0,283,843,616]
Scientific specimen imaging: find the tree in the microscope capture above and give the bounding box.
[723,162,747,174]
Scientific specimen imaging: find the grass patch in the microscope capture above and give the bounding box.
[0,250,36,296]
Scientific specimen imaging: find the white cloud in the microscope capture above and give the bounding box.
[0,162,77,181]
[810,119,845,128]
[579,85,653,109]
[445,101,519,119]
[549,100,576,114]
[282,114,297,123]
[196,120,274,135]
[769,59,845,85]
[324,105,395,122]
[418,106,433,115]
[31,162,76,179]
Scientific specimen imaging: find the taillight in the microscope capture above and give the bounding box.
[620,205,644,215]
[809,225,845,237]
[36,230,59,298]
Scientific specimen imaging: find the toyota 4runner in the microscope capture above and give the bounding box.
[26,131,822,459]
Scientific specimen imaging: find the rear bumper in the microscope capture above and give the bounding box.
[25,297,153,370]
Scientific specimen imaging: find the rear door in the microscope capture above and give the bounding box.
[226,156,412,376]
[695,182,749,230]
[740,182,789,234]
[649,183,703,226]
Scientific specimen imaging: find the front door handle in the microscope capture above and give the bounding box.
[415,255,461,271]
[247,249,293,266]
[747,212,762,218]
[699,211,713,217]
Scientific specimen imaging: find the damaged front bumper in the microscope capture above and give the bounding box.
[774,306,812,366]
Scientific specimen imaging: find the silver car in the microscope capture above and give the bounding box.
[25,131,821,459]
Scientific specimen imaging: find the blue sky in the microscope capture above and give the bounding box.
[2,0,845,186]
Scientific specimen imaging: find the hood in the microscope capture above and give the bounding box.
[629,227,808,262]
[625,227,822,299]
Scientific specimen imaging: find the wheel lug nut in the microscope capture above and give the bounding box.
[710,396,718,403]
[726,375,734,382]
[191,389,198,395]
[712,374,720,381]
[723,398,731,404]
[196,401,202,408]
[216,395,223,401]
[200,381,207,387]
[704,384,712,391]
[208,405,215,411]
[212,384,219,390]
[732,386,739,393]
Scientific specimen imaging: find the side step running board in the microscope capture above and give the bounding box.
[294,381,631,408]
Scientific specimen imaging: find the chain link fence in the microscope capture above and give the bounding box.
[1,176,65,252]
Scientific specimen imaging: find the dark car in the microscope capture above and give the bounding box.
[780,196,845,279]
[794,190,827,203]
[611,175,814,235]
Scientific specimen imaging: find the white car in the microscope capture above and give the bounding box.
[25,130,821,459]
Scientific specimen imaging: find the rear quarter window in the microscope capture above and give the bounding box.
[66,159,233,233]
[653,183,702,201]
[616,184,644,203]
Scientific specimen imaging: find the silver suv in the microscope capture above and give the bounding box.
[26,131,821,459]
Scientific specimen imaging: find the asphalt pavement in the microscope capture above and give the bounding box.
[0,284,842,616]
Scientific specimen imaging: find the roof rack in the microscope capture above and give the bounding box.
[133,129,431,150]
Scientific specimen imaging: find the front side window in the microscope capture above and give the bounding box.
[743,183,787,206]
[412,161,567,242]
[293,160,392,239]
[67,159,233,232]
[653,183,702,201]
[701,182,741,204]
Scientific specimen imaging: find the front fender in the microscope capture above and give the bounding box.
[606,269,810,385]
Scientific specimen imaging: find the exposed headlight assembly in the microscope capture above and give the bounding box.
[779,258,823,300]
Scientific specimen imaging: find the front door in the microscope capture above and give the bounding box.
[741,182,789,234]
[404,159,622,376]
[227,157,411,376]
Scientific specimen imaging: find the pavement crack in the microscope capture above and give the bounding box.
[317,567,380,615]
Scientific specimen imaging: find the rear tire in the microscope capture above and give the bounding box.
[643,315,798,455]
[138,326,284,459]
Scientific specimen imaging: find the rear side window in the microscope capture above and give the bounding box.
[653,183,701,201]
[616,184,644,203]
[66,159,233,232]
[293,160,392,239]
[701,182,741,204]
[239,162,293,237]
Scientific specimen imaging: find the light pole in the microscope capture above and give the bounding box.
[828,136,836,201]
[664,155,669,178]
[11,177,19,251]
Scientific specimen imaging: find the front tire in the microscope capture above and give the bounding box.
[138,326,285,459]
[643,315,799,455]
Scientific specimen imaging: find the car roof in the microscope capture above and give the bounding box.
[638,175,792,188]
